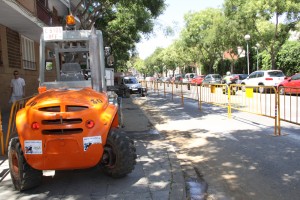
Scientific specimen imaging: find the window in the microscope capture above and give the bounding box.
[268,71,285,77]
[292,74,300,81]
[7,28,21,68]
[249,72,256,79]
[21,36,36,70]
[257,72,264,78]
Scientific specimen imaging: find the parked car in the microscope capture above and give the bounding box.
[231,74,248,84]
[122,76,146,96]
[277,73,300,94]
[241,70,285,93]
[182,73,197,83]
[202,74,222,85]
[158,77,171,83]
[172,74,183,83]
[190,75,205,85]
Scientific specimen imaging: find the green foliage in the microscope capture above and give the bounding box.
[224,0,300,70]
[72,0,166,70]
[130,57,146,76]
[276,41,300,76]
[260,50,272,70]
[76,0,300,76]
[144,47,164,76]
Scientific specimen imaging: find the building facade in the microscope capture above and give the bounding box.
[0,0,69,112]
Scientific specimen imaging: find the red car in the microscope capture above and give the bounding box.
[277,73,300,94]
[190,75,205,85]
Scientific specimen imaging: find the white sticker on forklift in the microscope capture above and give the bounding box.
[83,136,102,151]
[24,140,42,154]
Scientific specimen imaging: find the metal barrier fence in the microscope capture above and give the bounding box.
[142,81,300,136]
[2,96,34,155]
[278,87,300,127]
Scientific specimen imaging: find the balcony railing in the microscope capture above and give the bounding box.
[36,0,51,25]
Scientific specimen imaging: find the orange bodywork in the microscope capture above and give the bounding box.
[15,87,119,170]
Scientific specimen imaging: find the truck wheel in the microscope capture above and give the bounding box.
[8,137,42,191]
[101,129,137,178]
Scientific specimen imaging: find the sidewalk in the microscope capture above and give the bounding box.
[132,92,300,200]
[0,97,186,200]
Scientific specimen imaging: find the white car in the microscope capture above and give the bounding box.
[241,70,285,93]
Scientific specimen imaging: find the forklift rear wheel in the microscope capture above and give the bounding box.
[101,128,137,178]
[8,137,42,191]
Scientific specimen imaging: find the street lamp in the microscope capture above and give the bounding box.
[244,34,250,75]
[255,43,260,71]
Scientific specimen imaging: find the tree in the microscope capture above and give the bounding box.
[224,0,300,70]
[276,41,300,76]
[160,43,185,76]
[144,47,164,76]
[71,0,166,70]
[181,8,240,75]
[131,57,146,76]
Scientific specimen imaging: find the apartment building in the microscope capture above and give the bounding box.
[0,0,69,111]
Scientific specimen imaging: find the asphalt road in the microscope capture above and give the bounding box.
[133,92,300,200]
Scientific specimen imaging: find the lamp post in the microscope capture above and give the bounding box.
[244,34,250,74]
[255,43,260,71]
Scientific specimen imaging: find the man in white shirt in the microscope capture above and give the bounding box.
[9,70,25,103]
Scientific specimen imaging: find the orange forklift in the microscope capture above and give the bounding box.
[7,15,137,191]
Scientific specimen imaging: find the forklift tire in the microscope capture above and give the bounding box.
[101,128,137,178]
[8,137,42,191]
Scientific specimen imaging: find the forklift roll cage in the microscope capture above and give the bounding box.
[39,28,107,92]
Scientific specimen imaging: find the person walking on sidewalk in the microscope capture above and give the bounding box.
[9,70,25,104]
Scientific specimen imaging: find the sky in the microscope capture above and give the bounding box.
[136,0,224,59]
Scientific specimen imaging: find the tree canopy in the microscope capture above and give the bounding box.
[71,0,166,70]
[71,0,300,76]
[224,0,300,69]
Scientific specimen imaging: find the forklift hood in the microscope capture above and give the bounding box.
[27,87,109,111]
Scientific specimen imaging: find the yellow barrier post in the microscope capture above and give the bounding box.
[172,83,174,101]
[5,102,17,151]
[181,83,184,106]
[228,85,232,119]
[196,84,200,110]
[164,82,166,97]
[199,85,202,111]
[276,88,281,136]
[145,81,148,91]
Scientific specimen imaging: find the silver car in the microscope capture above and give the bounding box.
[202,74,222,85]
